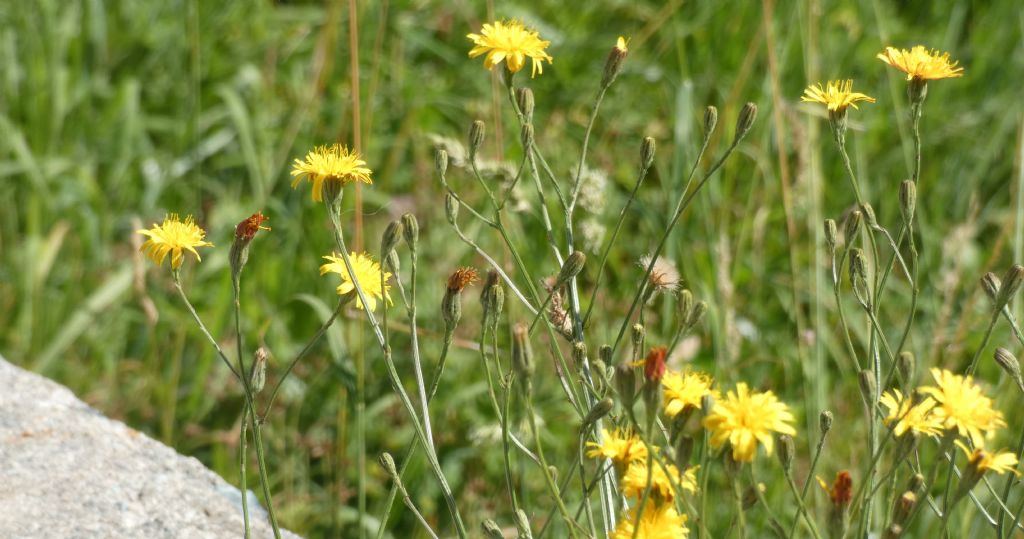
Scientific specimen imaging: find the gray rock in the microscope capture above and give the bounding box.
[0,355,300,539]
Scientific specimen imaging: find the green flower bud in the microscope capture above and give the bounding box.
[733,102,758,144]
[899,180,916,224]
[435,148,448,177]
[445,193,459,225]
[400,213,419,250]
[824,219,838,253]
[996,264,1024,310]
[820,410,834,436]
[703,105,719,137]
[516,87,535,121]
[469,120,485,159]
[641,137,656,170]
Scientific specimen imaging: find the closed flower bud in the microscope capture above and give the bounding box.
[994,347,1024,393]
[891,491,917,527]
[469,120,485,159]
[512,323,534,383]
[996,264,1024,310]
[677,289,694,326]
[860,202,878,228]
[555,251,586,288]
[824,219,838,253]
[844,210,863,245]
[777,434,795,472]
[516,87,535,121]
[899,180,916,224]
[592,359,609,385]
[687,301,708,330]
[849,248,871,308]
[583,397,614,427]
[572,341,587,370]
[641,137,656,171]
[379,452,398,478]
[520,123,534,149]
[515,509,533,538]
[631,323,646,360]
[435,148,448,177]
[481,270,504,331]
[897,351,915,385]
[615,362,637,410]
[599,344,613,365]
[251,347,269,394]
[906,473,926,496]
[445,193,460,225]
[381,220,404,259]
[733,102,758,144]
[858,370,877,407]
[482,519,504,539]
[981,272,1001,303]
[703,105,719,137]
[820,410,834,436]
[601,36,629,88]
[400,213,419,250]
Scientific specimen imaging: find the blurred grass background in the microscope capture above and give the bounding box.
[2,0,1024,536]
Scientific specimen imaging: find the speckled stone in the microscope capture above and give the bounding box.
[0,355,300,539]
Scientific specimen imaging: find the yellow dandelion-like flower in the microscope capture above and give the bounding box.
[956,441,1020,476]
[136,214,213,270]
[467,19,553,78]
[290,144,373,202]
[879,389,943,438]
[622,461,698,501]
[586,428,648,464]
[320,252,392,311]
[877,46,964,81]
[703,383,797,462]
[662,370,718,418]
[612,503,689,539]
[919,368,1006,447]
[801,80,876,112]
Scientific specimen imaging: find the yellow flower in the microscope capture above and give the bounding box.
[801,80,876,112]
[320,252,392,311]
[136,214,213,270]
[290,144,373,202]
[919,368,1006,447]
[877,46,964,81]
[616,36,630,53]
[703,383,796,462]
[622,461,697,501]
[467,19,553,77]
[612,503,689,539]
[956,441,1020,476]
[662,370,718,417]
[586,428,648,464]
[879,389,943,438]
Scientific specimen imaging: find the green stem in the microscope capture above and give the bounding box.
[525,394,581,538]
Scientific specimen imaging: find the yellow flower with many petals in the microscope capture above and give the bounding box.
[586,428,648,464]
[956,441,1020,476]
[703,383,796,462]
[612,502,689,539]
[320,252,392,311]
[877,46,964,81]
[662,370,718,418]
[290,144,373,202]
[137,214,213,270]
[801,80,875,113]
[879,389,943,438]
[622,461,697,501]
[467,19,553,77]
[919,368,1006,447]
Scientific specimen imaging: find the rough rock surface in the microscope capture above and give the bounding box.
[0,355,300,539]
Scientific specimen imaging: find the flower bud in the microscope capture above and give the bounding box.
[601,36,629,88]
[733,102,758,144]
[687,301,708,330]
[631,323,646,361]
[899,180,916,224]
[703,105,719,137]
[824,219,838,253]
[844,210,863,245]
[882,524,904,539]
[445,193,459,225]
[674,436,695,469]
[435,148,448,177]
[512,323,534,391]
[777,434,795,473]
[515,509,532,539]
[480,270,504,331]
[858,370,877,407]
[442,267,478,332]
[643,346,667,384]
[379,452,398,478]
[381,220,404,259]
[251,347,268,394]
[641,137,656,170]
[677,289,694,326]
[615,361,637,410]
[572,341,588,370]
[820,410,834,436]
[599,344,613,366]
[469,120,485,159]
[583,397,614,427]
[897,351,915,385]
[554,251,586,288]
[482,519,504,539]
[592,359,609,386]
[520,123,534,149]
[849,248,871,308]
[996,264,1024,310]
[891,491,917,528]
[516,87,535,121]
[400,213,419,250]
[230,211,271,278]
[994,347,1024,393]
[860,202,878,229]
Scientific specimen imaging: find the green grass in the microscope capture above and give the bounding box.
[3,0,1024,537]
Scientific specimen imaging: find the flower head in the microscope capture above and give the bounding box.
[615,36,630,54]
[703,383,797,462]
[801,80,875,113]
[644,346,668,383]
[956,441,1020,476]
[612,502,689,539]
[586,428,648,464]
[622,461,697,501]
[817,471,853,509]
[235,211,271,241]
[290,144,373,202]
[320,252,392,311]
[467,19,553,77]
[877,46,964,81]
[663,370,718,417]
[919,368,1006,446]
[137,214,213,270]
[446,267,479,292]
[879,389,943,438]
[640,254,681,293]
